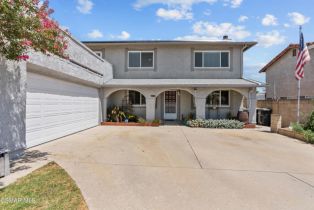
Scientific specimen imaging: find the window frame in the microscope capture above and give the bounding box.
[193,50,230,69]
[128,51,154,69]
[206,90,230,107]
[127,90,146,107]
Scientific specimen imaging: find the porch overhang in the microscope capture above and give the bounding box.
[102,79,263,88]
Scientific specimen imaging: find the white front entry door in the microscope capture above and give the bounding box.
[164,91,177,120]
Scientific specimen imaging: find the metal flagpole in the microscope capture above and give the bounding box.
[297,79,301,123]
[297,26,302,123]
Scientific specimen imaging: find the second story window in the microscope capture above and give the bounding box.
[194,51,230,68]
[128,51,154,69]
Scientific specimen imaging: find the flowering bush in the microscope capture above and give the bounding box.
[186,119,244,129]
[0,0,68,61]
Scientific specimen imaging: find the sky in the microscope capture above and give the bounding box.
[49,0,313,83]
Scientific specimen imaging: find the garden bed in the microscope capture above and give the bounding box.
[243,124,256,129]
[101,122,160,127]
[278,128,308,142]
[186,119,244,129]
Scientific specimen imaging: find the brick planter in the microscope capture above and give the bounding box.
[244,124,256,129]
[101,122,160,127]
[278,128,307,142]
[271,114,282,133]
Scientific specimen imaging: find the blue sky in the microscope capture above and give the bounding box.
[49,0,313,82]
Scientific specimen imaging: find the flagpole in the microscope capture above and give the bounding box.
[297,79,301,123]
[297,26,302,123]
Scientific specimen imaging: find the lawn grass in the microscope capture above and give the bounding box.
[0,162,88,210]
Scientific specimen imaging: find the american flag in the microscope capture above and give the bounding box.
[295,30,311,80]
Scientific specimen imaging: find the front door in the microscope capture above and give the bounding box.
[164,91,177,120]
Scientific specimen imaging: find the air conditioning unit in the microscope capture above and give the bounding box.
[0,148,10,178]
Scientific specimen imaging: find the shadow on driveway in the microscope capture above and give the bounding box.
[10,150,50,173]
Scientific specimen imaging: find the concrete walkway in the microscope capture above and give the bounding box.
[3,126,314,210]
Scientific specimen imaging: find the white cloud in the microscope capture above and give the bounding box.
[87,29,103,39]
[176,21,250,41]
[283,23,290,28]
[288,12,310,25]
[133,0,218,20]
[256,31,285,48]
[111,31,131,40]
[77,0,93,14]
[203,9,211,16]
[262,14,278,26]
[156,8,193,20]
[133,0,217,10]
[244,62,266,82]
[229,0,243,8]
[176,35,217,41]
[195,21,250,40]
[238,15,248,22]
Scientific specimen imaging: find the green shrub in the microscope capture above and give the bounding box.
[291,122,304,133]
[186,119,244,129]
[152,119,160,124]
[304,111,314,132]
[107,106,126,122]
[126,113,138,122]
[304,130,314,144]
[138,118,146,123]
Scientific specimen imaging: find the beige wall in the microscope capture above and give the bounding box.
[265,48,314,99]
[257,99,314,127]
[89,44,243,79]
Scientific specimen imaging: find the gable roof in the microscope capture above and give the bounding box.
[83,40,257,52]
[259,42,314,73]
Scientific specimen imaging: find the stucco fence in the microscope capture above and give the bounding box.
[257,99,314,127]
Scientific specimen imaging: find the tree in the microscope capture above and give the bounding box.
[0,0,68,61]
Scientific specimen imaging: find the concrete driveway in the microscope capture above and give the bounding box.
[30,126,314,210]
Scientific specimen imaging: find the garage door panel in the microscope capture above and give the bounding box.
[26,72,100,148]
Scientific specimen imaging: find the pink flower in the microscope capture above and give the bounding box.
[17,55,30,61]
[21,40,32,47]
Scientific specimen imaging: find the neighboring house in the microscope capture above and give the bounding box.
[260,42,314,99]
[84,40,259,123]
[0,36,260,159]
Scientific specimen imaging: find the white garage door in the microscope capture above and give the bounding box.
[26,72,100,148]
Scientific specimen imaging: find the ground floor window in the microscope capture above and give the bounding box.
[206,90,230,107]
[128,90,146,106]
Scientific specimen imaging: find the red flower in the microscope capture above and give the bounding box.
[17,55,30,61]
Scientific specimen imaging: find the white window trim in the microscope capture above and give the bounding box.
[194,50,230,69]
[206,90,231,108]
[94,51,102,58]
[127,90,146,107]
[128,51,154,69]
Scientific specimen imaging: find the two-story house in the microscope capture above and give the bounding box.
[260,42,314,99]
[84,40,260,123]
[1,37,260,158]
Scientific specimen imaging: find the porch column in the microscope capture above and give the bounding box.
[146,97,156,121]
[248,88,257,124]
[195,97,206,119]
[99,88,107,122]
[102,97,107,122]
